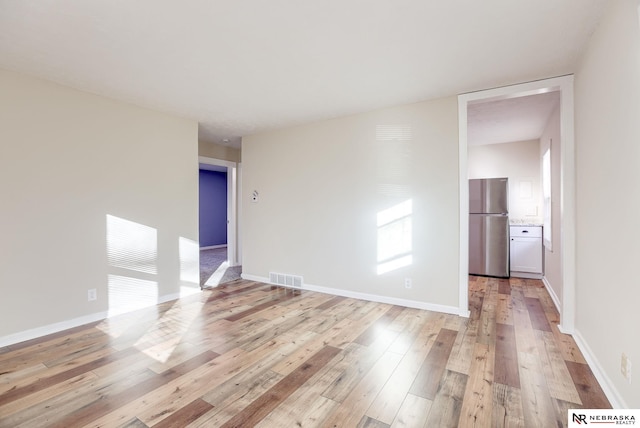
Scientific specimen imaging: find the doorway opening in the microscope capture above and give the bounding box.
[458,75,576,333]
[198,156,240,288]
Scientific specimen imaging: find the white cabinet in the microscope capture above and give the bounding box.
[510,226,543,279]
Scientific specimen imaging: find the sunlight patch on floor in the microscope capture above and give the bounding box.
[204,260,230,287]
[133,299,204,363]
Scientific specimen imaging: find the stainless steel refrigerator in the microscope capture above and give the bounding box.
[469,178,509,277]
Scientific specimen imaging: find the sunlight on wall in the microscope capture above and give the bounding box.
[377,199,413,275]
[107,274,158,317]
[107,214,157,274]
[376,124,412,141]
[376,125,412,199]
[179,237,199,283]
[179,237,200,297]
[106,215,159,316]
[375,125,413,275]
[101,215,203,363]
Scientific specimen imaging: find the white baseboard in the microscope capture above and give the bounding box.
[543,276,625,408]
[0,290,196,348]
[541,276,561,314]
[158,292,183,304]
[0,311,108,348]
[200,244,227,250]
[511,271,543,279]
[241,274,463,316]
[572,329,627,409]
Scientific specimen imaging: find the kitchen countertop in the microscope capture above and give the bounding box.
[509,218,543,227]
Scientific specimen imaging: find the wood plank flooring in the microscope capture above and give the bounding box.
[0,277,610,427]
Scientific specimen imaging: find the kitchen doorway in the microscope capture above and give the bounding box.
[457,75,576,333]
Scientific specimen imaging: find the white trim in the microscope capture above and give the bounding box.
[241,274,466,317]
[510,272,543,280]
[573,329,627,409]
[458,99,470,316]
[198,156,239,267]
[237,162,243,266]
[0,311,108,348]
[542,276,561,314]
[458,75,576,333]
[200,244,227,250]
[198,156,236,169]
[157,291,189,304]
[0,290,199,348]
[541,144,553,251]
[228,165,238,266]
[558,77,576,334]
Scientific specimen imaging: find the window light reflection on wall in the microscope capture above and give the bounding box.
[106,214,157,274]
[107,274,158,317]
[377,199,413,275]
[106,214,159,316]
[179,237,199,284]
[375,124,413,275]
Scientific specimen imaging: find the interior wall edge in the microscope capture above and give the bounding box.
[541,276,561,313]
[573,328,628,409]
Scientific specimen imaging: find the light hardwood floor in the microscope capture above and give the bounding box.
[0,277,609,427]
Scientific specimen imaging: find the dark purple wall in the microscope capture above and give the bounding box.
[199,170,227,247]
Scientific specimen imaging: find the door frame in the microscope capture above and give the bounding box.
[199,156,239,267]
[457,75,576,333]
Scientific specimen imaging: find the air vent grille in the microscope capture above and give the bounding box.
[268,272,303,289]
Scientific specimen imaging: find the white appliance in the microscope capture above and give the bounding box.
[510,225,543,279]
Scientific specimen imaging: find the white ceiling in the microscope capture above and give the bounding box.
[0,1,609,149]
[468,91,560,146]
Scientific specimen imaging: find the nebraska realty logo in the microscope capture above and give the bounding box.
[569,409,639,426]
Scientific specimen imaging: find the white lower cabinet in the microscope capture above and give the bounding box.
[510,226,543,279]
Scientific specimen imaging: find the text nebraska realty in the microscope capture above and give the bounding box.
[573,413,636,424]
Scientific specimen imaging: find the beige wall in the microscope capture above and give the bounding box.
[0,69,199,341]
[539,104,562,306]
[468,140,541,222]
[575,0,640,407]
[242,96,460,311]
[199,140,241,163]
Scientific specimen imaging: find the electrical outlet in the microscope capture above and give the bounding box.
[404,278,412,289]
[88,289,97,301]
[621,353,632,383]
